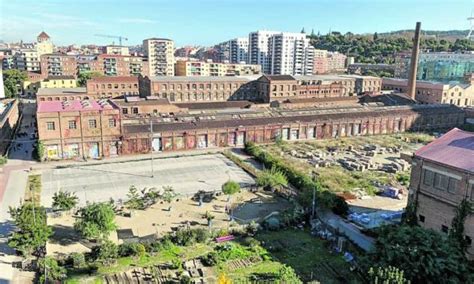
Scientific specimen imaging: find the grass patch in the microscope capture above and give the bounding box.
[24,174,41,204]
[256,229,360,283]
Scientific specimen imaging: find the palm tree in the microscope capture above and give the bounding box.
[52,190,78,212]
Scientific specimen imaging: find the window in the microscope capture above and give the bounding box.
[68,120,77,129]
[108,119,116,127]
[447,178,459,194]
[88,119,97,128]
[441,225,448,233]
[122,108,128,114]
[418,215,425,223]
[132,108,139,114]
[466,236,472,246]
[434,173,449,190]
[423,169,434,186]
[46,122,55,130]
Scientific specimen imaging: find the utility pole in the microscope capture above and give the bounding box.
[150,119,154,178]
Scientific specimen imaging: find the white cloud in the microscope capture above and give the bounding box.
[118,18,157,24]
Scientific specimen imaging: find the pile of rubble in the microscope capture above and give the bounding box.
[283,143,410,174]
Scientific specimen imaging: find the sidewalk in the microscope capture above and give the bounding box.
[32,147,227,171]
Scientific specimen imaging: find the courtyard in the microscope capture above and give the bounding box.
[40,153,255,207]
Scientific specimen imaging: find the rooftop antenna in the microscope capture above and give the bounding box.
[467,9,474,40]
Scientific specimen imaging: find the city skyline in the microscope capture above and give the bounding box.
[1,0,473,46]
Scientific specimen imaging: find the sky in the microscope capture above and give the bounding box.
[1,0,473,47]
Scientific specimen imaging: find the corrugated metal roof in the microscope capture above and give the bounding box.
[415,128,474,172]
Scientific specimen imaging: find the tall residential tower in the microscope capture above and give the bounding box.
[143,38,175,76]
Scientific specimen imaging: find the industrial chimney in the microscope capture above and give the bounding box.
[407,22,421,101]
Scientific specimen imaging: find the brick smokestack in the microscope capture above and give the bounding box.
[407,22,421,100]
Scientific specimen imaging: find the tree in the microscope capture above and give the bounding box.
[3,69,27,98]
[368,266,409,284]
[90,240,118,264]
[125,185,144,210]
[256,167,288,191]
[52,190,78,211]
[8,203,52,256]
[38,257,67,283]
[33,140,45,162]
[367,225,470,283]
[222,180,240,196]
[449,198,472,253]
[373,32,379,41]
[74,202,117,240]
[77,71,103,87]
[161,186,177,211]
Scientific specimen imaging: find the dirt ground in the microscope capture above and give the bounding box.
[46,190,291,257]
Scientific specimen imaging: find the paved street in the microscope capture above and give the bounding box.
[41,153,255,207]
[0,100,37,284]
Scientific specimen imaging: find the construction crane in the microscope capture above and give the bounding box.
[94,34,128,46]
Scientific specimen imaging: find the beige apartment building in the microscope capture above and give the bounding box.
[382,78,474,107]
[175,60,261,76]
[143,38,175,76]
[408,128,474,260]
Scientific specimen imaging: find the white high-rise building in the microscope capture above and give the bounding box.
[248,30,314,75]
[269,32,314,75]
[248,31,280,74]
[229,38,249,64]
[143,38,175,76]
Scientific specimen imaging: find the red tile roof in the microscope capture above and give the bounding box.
[415,128,474,172]
[38,31,50,39]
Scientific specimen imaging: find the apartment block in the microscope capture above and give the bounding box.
[408,128,474,260]
[248,31,280,74]
[382,78,474,107]
[104,45,130,56]
[143,38,175,76]
[40,54,77,78]
[229,38,249,63]
[269,32,314,75]
[175,60,261,76]
[313,49,347,74]
[14,49,40,72]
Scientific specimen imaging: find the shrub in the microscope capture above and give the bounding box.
[245,221,259,236]
[222,180,240,195]
[179,273,192,284]
[90,240,118,264]
[0,156,7,166]
[69,252,86,269]
[245,141,349,215]
[170,258,182,269]
[201,251,219,266]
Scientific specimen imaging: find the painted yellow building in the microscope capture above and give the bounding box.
[23,75,77,96]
